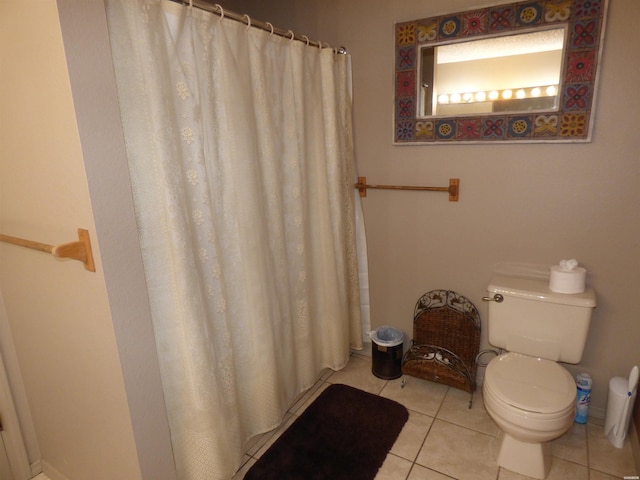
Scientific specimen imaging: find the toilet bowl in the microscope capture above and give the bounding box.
[483,352,576,478]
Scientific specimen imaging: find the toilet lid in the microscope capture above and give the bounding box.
[486,353,576,414]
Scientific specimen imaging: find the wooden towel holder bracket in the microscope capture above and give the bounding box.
[355,177,459,202]
[0,228,96,272]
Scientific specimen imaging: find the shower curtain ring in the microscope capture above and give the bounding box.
[214,4,224,20]
[243,14,251,30]
[287,30,295,42]
[265,22,274,35]
[302,35,310,46]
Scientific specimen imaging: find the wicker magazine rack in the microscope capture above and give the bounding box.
[401,290,481,405]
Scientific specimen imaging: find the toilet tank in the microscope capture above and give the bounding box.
[487,269,596,363]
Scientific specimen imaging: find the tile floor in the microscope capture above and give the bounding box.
[233,352,639,480]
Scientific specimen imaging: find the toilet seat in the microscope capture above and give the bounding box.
[485,352,576,414]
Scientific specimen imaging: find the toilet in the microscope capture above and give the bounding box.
[482,267,596,479]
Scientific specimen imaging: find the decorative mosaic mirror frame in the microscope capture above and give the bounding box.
[393,0,608,144]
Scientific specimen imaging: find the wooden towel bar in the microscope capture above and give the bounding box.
[0,228,95,272]
[355,177,459,201]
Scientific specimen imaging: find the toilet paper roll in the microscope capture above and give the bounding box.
[549,265,586,294]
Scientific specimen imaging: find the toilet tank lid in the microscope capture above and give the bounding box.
[488,272,596,307]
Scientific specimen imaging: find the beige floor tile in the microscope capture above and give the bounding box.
[544,458,589,480]
[588,422,638,477]
[391,410,435,462]
[498,457,588,480]
[416,419,499,480]
[408,464,457,479]
[376,453,413,480]
[588,469,626,480]
[551,422,588,466]
[437,388,498,436]
[497,467,526,480]
[326,353,388,394]
[381,376,449,417]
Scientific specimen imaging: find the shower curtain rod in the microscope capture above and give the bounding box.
[171,0,347,53]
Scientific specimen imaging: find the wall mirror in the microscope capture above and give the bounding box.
[394,0,608,144]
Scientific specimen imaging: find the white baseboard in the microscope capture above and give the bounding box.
[41,460,70,480]
[30,459,41,477]
[589,405,606,420]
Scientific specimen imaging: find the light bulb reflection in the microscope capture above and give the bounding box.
[436,84,558,105]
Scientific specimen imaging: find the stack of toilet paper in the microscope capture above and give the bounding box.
[549,259,586,294]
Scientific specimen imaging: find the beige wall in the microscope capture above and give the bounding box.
[279,0,640,415]
[216,0,297,28]
[2,1,636,478]
[0,1,146,479]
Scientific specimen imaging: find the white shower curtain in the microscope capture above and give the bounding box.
[106,1,363,479]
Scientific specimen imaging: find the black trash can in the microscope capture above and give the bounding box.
[370,327,404,379]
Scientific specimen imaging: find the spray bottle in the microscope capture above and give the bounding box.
[574,373,592,424]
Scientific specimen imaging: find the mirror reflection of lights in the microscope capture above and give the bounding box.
[436,85,558,104]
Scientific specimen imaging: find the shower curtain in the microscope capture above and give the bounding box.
[106,1,362,479]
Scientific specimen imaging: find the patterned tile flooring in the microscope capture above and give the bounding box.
[234,352,639,480]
